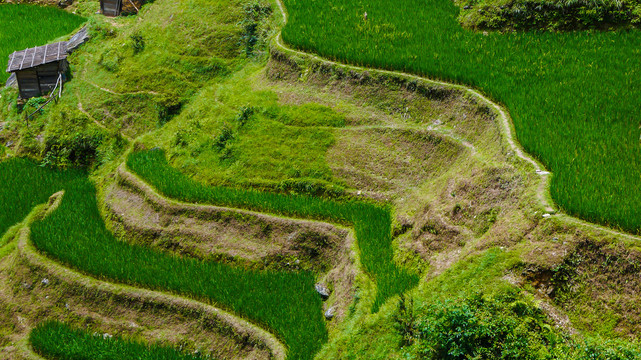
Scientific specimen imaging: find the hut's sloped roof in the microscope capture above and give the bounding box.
[6,41,68,73]
[67,26,89,54]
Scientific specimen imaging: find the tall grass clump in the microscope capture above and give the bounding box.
[127,149,418,311]
[0,4,85,82]
[30,321,207,360]
[281,0,641,234]
[0,158,84,237]
[30,176,326,360]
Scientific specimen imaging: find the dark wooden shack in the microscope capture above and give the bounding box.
[6,41,69,99]
[101,0,146,16]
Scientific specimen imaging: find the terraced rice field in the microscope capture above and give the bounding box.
[0,159,84,241]
[281,0,641,234]
[31,321,204,360]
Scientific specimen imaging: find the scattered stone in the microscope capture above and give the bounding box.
[65,303,70,310]
[542,213,551,218]
[5,141,13,147]
[287,231,300,242]
[22,282,31,289]
[464,5,471,9]
[324,306,336,320]
[41,278,50,285]
[536,170,551,175]
[315,283,330,300]
[103,333,113,339]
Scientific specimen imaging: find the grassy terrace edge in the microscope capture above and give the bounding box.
[13,189,286,360]
[276,0,641,235]
[126,149,419,312]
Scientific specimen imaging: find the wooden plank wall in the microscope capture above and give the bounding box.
[101,0,121,16]
[37,63,61,94]
[16,70,40,99]
[15,60,68,99]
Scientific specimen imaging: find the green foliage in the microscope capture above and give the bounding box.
[458,0,641,31]
[235,105,255,126]
[0,4,84,82]
[130,33,145,54]
[240,1,273,56]
[30,176,327,360]
[400,292,641,359]
[394,294,417,347]
[405,292,563,359]
[281,0,641,234]
[42,106,105,168]
[30,321,205,360]
[127,149,418,312]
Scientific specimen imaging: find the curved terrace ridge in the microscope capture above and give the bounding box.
[271,0,641,243]
[14,191,287,360]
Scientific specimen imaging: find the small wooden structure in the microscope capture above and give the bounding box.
[101,0,145,16]
[6,41,69,99]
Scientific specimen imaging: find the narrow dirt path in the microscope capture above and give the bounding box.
[272,0,641,242]
[81,78,160,96]
[77,102,134,142]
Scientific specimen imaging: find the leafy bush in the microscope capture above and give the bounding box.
[399,292,641,359]
[42,106,104,168]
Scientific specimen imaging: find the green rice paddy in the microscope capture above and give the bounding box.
[30,321,207,360]
[281,0,641,234]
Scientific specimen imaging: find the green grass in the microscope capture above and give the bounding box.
[0,4,85,82]
[30,321,208,360]
[30,175,326,360]
[281,0,641,235]
[0,158,84,237]
[139,65,343,189]
[127,149,419,313]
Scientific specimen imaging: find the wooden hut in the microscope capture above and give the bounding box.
[5,41,68,99]
[100,0,146,16]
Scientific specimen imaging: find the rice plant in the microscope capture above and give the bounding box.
[0,158,84,238]
[127,149,419,312]
[281,0,641,235]
[31,321,207,360]
[30,175,327,360]
[0,4,85,82]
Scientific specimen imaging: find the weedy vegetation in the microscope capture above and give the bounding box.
[282,0,641,235]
